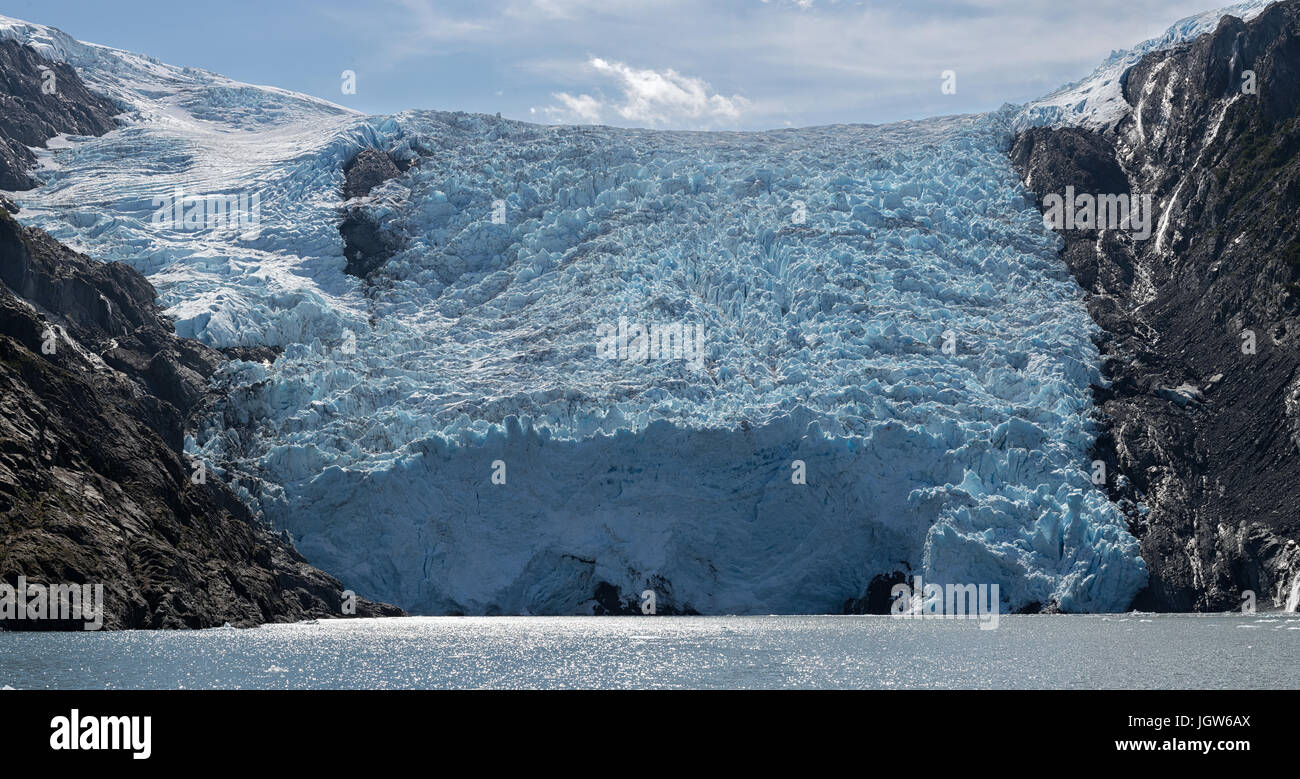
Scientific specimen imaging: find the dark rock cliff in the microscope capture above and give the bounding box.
[0,209,403,628]
[1012,1,1300,611]
[0,40,402,628]
[0,38,118,191]
[339,147,411,279]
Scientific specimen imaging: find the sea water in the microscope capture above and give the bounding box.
[1,614,1295,689]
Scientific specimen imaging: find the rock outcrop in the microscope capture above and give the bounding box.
[0,39,401,628]
[0,208,403,629]
[339,147,410,279]
[1012,0,1300,611]
[0,38,118,191]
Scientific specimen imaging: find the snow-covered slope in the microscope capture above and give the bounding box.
[0,14,366,349]
[1,14,1168,614]
[1016,0,1277,131]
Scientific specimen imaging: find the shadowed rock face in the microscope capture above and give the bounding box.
[1012,1,1300,612]
[0,209,403,628]
[0,39,118,191]
[339,148,410,279]
[343,148,404,200]
[0,36,401,629]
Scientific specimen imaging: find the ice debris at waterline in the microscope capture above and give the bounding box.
[4,15,1147,614]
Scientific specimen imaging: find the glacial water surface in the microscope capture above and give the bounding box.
[1,614,1296,689]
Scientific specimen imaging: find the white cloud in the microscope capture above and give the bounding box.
[538,57,751,128]
[327,0,1239,129]
[507,0,665,21]
[546,91,604,122]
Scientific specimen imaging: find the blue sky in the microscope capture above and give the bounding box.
[12,0,1227,129]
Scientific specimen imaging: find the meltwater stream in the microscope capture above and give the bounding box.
[2,615,1296,689]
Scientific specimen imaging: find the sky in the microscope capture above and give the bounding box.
[7,0,1236,130]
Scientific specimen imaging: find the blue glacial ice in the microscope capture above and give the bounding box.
[0,13,1178,614]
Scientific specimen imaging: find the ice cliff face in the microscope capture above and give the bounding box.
[221,109,1152,614]
[2,14,1160,614]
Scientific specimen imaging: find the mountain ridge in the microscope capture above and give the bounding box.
[1012,0,1300,610]
[0,39,401,628]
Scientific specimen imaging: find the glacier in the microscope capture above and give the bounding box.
[17,7,1279,614]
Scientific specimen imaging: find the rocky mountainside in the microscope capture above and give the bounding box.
[1012,0,1300,611]
[0,38,117,191]
[0,208,402,629]
[0,39,400,629]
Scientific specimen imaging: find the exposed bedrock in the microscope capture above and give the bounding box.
[339,147,412,279]
[0,208,403,629]
[1011,0,1300,611]
[0,38,118,191]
